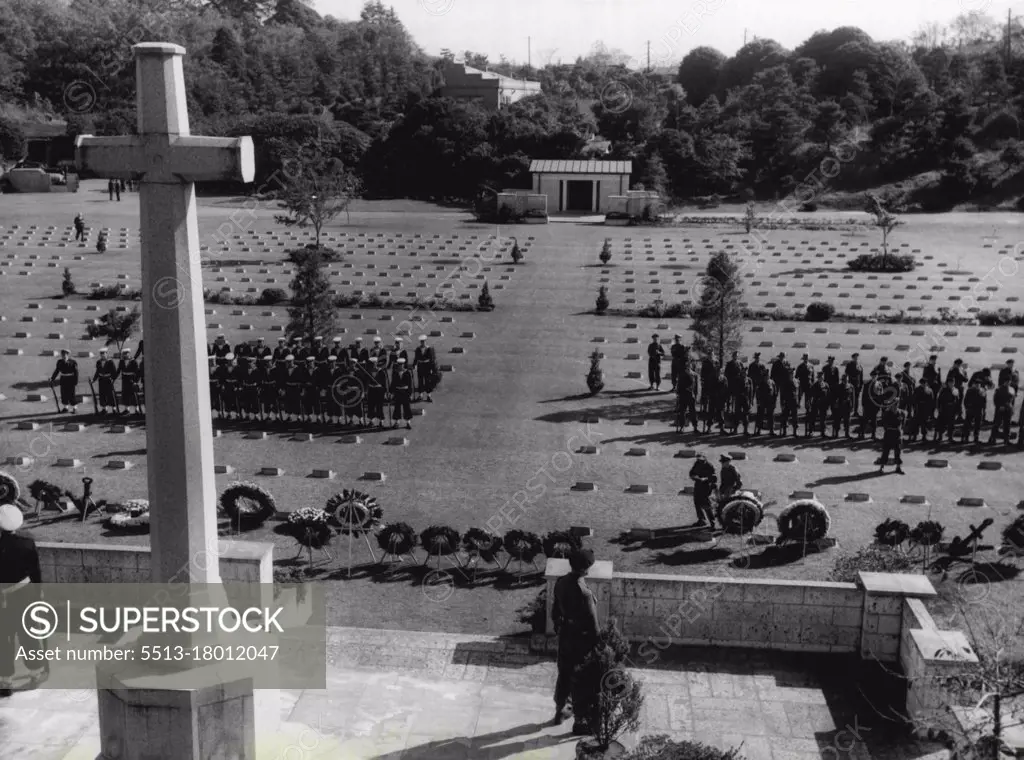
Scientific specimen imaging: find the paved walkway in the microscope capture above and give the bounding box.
[0,627,949,760]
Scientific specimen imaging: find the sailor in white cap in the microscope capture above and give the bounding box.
[368,353,390,427]
[414,334,437,402]
[349,336,367,364]
[118,347,143,416]
[93,346,118,415]
[391,356,414,429]
[0,502,49,694]
[50,348,79,413]
[273,336,290,363]
[211,333,230,359]
[389,336,409,368]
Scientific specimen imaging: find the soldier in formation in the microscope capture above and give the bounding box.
[50,349,79,413]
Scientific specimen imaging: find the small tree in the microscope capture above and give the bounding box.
[0,117,26,167]
[596,285,609,314]
[96,231,107,254]
[86,307,140,352]
[62,267,76,297]
[574,622,644,756]
[599,238,612,265]
[274,139,361,249]
[286,248,336,343]
[587,349,605,395]
[744,201,756,233]
[690,251,744,366]
[866,193,903,266]
[477,281,494,311]
[510,238,522,264]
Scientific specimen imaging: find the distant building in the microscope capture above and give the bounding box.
[440,61,542,110]
[21,121,75,169]
[530,160,633,214]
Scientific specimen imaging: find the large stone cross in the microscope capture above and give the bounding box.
[76,43,254,585]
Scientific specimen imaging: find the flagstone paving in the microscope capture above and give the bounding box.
[0,627,949,759]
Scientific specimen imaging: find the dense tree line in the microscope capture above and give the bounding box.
[3,0,1024,208]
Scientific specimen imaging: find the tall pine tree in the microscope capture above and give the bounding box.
[690,251,744,365]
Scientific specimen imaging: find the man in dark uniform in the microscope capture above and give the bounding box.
[312,354,335,424]
[705,371,729,434]
[870,356,890,380]
[753,376,775,436]
[217,354,237,420]
[718,454,742,501]
[795,354,813,411]
[350,337,368,365]
[990,379,1015,445]
[675,359,699,433]
[550,549,599,729]
[207,356,220,416]
[368,356,389,427]
[331,337,349,365]
[234,339,252,360]
[93,347,118,415]
[344,356,368,426]
[747,352,767,387]
[878,404,906,475]
[369,336,386,364]
[310,336,329,365]
[414,335,437,402]
[946,359,968,421]
[832,375,855,438]
[845,353,865,417]
[0,504,48,697]
[777,366,800,436]
[998,359,1019,393]
[391,357,414,429]
[324,356,343,424]
[1018,394,1024,449]
[688,454,717,528]
[962,381,986,444]
[118,348,142,416]
[896,362,916,408]
[770,352,790,397]
[907,378,935,443]
[50,348,79,414]
[290,337,306,362]
[272,337,290,363]
[211,334,231,359]
[669,335,688,392]
[274,354,297,422]
[935,377,959,443]
[807,372,831,437]
[724,351,743,393]
[647,334,665,391]
[922,355,942,396]
[253,355,274,422]
[236,357,258,421]
[297,357,317,423]
[251,337,272,361]
[821,356,840,389]
[699,356,718,416]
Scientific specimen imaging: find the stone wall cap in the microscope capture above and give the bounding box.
[910,628,977,662]
[134,42,186,56]
[544,558,613,580]
[858,571,937,597]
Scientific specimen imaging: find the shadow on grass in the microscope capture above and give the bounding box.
[10,380,52,391]
[732,543,825,569]
[957,561,1021,585]
[650,546,733,566]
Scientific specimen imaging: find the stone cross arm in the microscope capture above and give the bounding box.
[74,134,255,184]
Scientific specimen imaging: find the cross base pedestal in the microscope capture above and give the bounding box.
[96,662,280,760]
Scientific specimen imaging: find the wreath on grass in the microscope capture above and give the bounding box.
[910,520,944,547]
[106,499,150,531]
[874,518,911,547]
[0,471,20,504]
[377,522,417,556]
[777,499,831,543]
[718,494,765,536]
[462,528,503,560]
[542,530,582,559]
[286,507,333,549]
[219,482,277,530]
[503,530,543,563]
[420,525,461,556]
[1002,515,1024,554]
[28,479,62,505]
[325,490,383,534]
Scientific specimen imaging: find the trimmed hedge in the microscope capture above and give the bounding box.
[805,301,836,322]
[846,253,916,272]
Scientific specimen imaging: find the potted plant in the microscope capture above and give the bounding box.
[573,623,644,759]
[595,286,609,315]
[599,239,612,265]
[620,736,744,760]
[587,350,605,395]
[510,238,522,264]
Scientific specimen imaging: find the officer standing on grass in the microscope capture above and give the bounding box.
[795,354,813,411]
[550,548,599,732]
[877,402,906,475]
[391,357,413,429]
[962,381,986,444]
[93,348,118,415]
[50,349,79,414]
[908,378,935,443]
[647,334,665,391]
[845,353,865,416]
[670,335,687,391]
[990,379,1015,445]
[688,454,718,528]
[718,454,742,501]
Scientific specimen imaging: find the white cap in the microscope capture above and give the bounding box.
[333,337,342,343]
[373,337,382,343]
[225,353,235,360]
[285,354,295,361]
[419,335,428,341]
[0,504,24,532]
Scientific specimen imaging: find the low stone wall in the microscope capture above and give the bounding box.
[7,169,52,193]
[36,540,274,584]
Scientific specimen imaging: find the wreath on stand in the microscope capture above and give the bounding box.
[542,530,582,559]
[105,499,150,531]
[287,507,334,570]
[219,482,277,531]
[326,490,383,533]
[420,525,461,569]
[462,528,503,560]
[874,518,911,548]
[777,499,832,544]
[1001,515,1024,556]
[910,520,944,547]
[28,479,64,514]
[717,493,765,536]
[377,522,417,561]
[0,471,21,504]
[502,529,543,571]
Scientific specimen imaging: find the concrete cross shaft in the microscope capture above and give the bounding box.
[75,43,255,586]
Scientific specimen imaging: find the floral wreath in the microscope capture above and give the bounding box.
[718,494,765,536]
[910,520,944,547]
[287,507,333,549]
[462,528,503,558]
[0,471,20,505]
[377,522,417,556]
[503,530,543,563]
[542,530,581,559]
[106,499,150,530]
[777,499,831,543]
[325,490,383,534]
[219,482,277,529]
[874,518,910,547]
[1002,515,1024,554]
[420,525,461,556]
[28,479,62,505]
